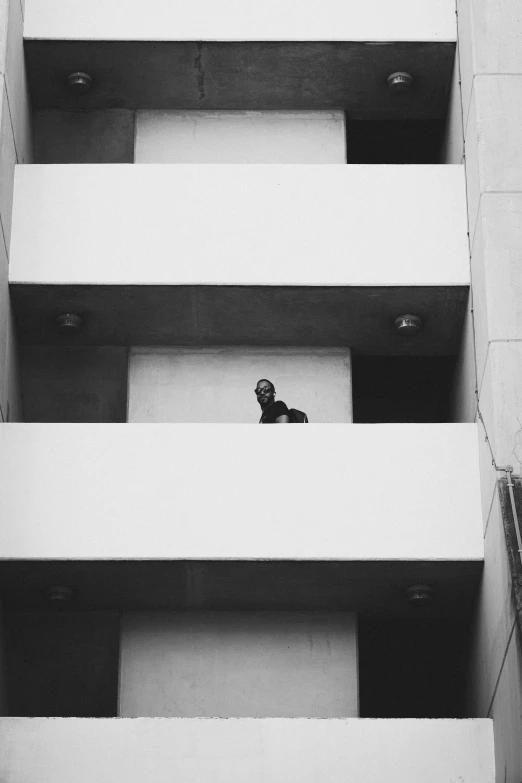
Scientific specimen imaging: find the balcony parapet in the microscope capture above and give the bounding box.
[0,717,494,783]
[0,423,482,561]
[24,0,456,42]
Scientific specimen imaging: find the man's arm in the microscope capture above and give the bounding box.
[275,414,291,423]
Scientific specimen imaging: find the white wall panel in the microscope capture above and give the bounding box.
[24,0,456,42]
[0,423,483,560]
[0,718,494,783]
[119,611,358,718]
[135,111,346,164]
[9,165,470,287]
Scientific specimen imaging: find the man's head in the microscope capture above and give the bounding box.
[255,378,275,408]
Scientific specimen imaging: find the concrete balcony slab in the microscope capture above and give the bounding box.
[0,423,483,617]
[23,0,456,115]
[9,165,470,352]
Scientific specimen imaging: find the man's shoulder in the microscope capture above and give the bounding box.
[260,399,289,422]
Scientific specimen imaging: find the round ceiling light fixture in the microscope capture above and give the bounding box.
[406,584,434,607]
[394,313,422,336]
[55,313,83,333]
[387,71,414,93]
[45,585,75,603]
[66,71,93,94]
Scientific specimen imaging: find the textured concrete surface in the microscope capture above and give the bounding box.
[0,423,483,560]
[465,77,522,239]
[135,111,346,163]
[5,611,119,717]
[20,346,128,422]
[0,717,495,783]
[25,41,455,118]
[119,611,358,717]
[0,559,482,618]
[498,479,522,643]
[458,0,522,125]
[9,165,470,286]
[452,2,522,778]
[24,0,456,41]
[0,0,33,423]
[34,109,135,163]
[10,283,469,355]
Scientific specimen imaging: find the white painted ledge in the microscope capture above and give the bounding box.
[0,424,483,560]
[24,0,456,42]
[0,718,494,783]
[9,165,470,287]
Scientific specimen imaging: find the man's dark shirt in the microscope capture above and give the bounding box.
[259,400,290,423]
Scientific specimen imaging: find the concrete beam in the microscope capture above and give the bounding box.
[24,40,455,117]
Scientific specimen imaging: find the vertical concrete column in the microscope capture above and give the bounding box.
[0,0,32,421]
[453,0,522,779]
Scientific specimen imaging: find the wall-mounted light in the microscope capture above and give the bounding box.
[394,313,422,336]
[66,71,93,94]
[406,584,434,606]
[55,312,83,333]
[45,585,75,603]
[387,71,413,93]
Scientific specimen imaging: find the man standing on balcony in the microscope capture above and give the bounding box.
[255,379,291,423]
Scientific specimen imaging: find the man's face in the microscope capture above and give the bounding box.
[255,381,275,407]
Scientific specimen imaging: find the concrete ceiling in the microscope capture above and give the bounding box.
[0,559,481,618]
[25,40,455,117]
[11,284,468,354]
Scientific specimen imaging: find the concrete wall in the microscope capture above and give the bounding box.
[128,347,352,423]
[448,0,522,780]
[5,612,120,717]
[0,423,483,560]
[20,346,128,422]
[135,112,346,163]
[440,54,464,165]
[23,0,456,42]
[34,110,135,163]
[119,611,358,718]
[0,0,32,422]
[9,165,470,287]
[0,717,495,783]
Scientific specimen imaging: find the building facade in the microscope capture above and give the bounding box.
[0,0,520,780]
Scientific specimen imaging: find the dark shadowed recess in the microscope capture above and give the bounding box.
[345,119,446,164]
[4,612,120,717]
[358,616,472,718]
[352,355,456,423]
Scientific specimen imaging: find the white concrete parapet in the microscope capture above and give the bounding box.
[24,0,456,42]
[9,165,469,287]
[0,423,483,560]
[0,717,494,783]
